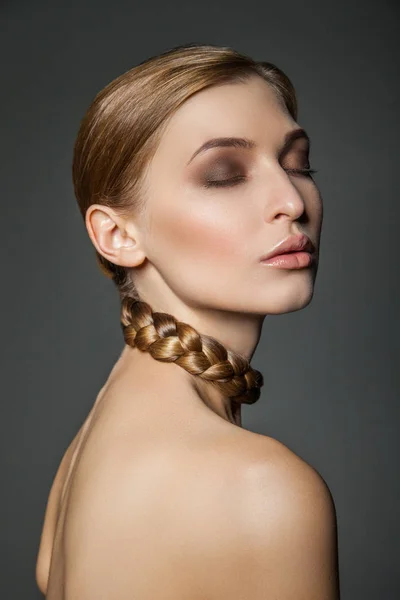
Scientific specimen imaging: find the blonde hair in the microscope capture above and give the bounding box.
[72,42,298,406]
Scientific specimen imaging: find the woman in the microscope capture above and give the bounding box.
[36,42,339,598]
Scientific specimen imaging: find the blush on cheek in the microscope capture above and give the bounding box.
[154,206,239,264]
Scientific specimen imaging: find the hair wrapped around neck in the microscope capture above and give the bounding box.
[120,297,264,406]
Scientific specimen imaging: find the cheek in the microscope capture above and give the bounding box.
[151,200,244,263]
[146,194,254,305]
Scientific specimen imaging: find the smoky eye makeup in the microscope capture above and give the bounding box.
[204,158,242,177]
[195,153,247,187]
[203,165,245,188]
[188,142,316,190]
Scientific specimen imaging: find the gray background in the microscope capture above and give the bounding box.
[1,0,399,598]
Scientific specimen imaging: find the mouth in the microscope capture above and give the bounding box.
[260,250,314,269]
[260,234,315,262]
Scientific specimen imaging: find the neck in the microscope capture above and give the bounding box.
[110,342,252,426]
[142,295,266,361]
[115,297,266,424]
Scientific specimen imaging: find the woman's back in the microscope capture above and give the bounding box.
[37,368,277,599]
[37,383,338,598]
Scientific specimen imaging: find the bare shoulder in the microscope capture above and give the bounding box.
[192,431,341,599]
[56,418,339,599]
[240,431,337,500]
[238,431,339,545]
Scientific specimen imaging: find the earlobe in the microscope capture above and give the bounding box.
[85,205,146,268]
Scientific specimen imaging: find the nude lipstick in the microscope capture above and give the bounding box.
[260,234,315,269]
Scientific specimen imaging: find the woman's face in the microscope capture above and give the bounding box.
[136,74,323,316]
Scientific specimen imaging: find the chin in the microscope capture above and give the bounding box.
[255,278,316,315]
[267,293,314,315]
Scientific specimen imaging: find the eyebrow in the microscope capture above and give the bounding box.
[186,127,310,165]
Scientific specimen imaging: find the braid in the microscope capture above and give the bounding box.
[120,297,264,406]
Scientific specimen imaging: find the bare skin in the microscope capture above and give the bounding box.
[36,75,339,598]
[36,346,339,599]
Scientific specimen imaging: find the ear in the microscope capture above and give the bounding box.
[85,204,146,268]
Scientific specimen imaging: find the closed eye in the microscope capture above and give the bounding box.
[203,168,318,188]
[286,168,318,178]
[203,175,246,188]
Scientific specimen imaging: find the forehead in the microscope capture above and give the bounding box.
[151,75,296,165]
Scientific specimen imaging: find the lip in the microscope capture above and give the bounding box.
[260,234,315,262]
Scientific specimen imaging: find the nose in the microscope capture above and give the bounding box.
[263,169,306,223]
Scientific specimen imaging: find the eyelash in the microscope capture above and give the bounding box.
[203,168,319,188]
